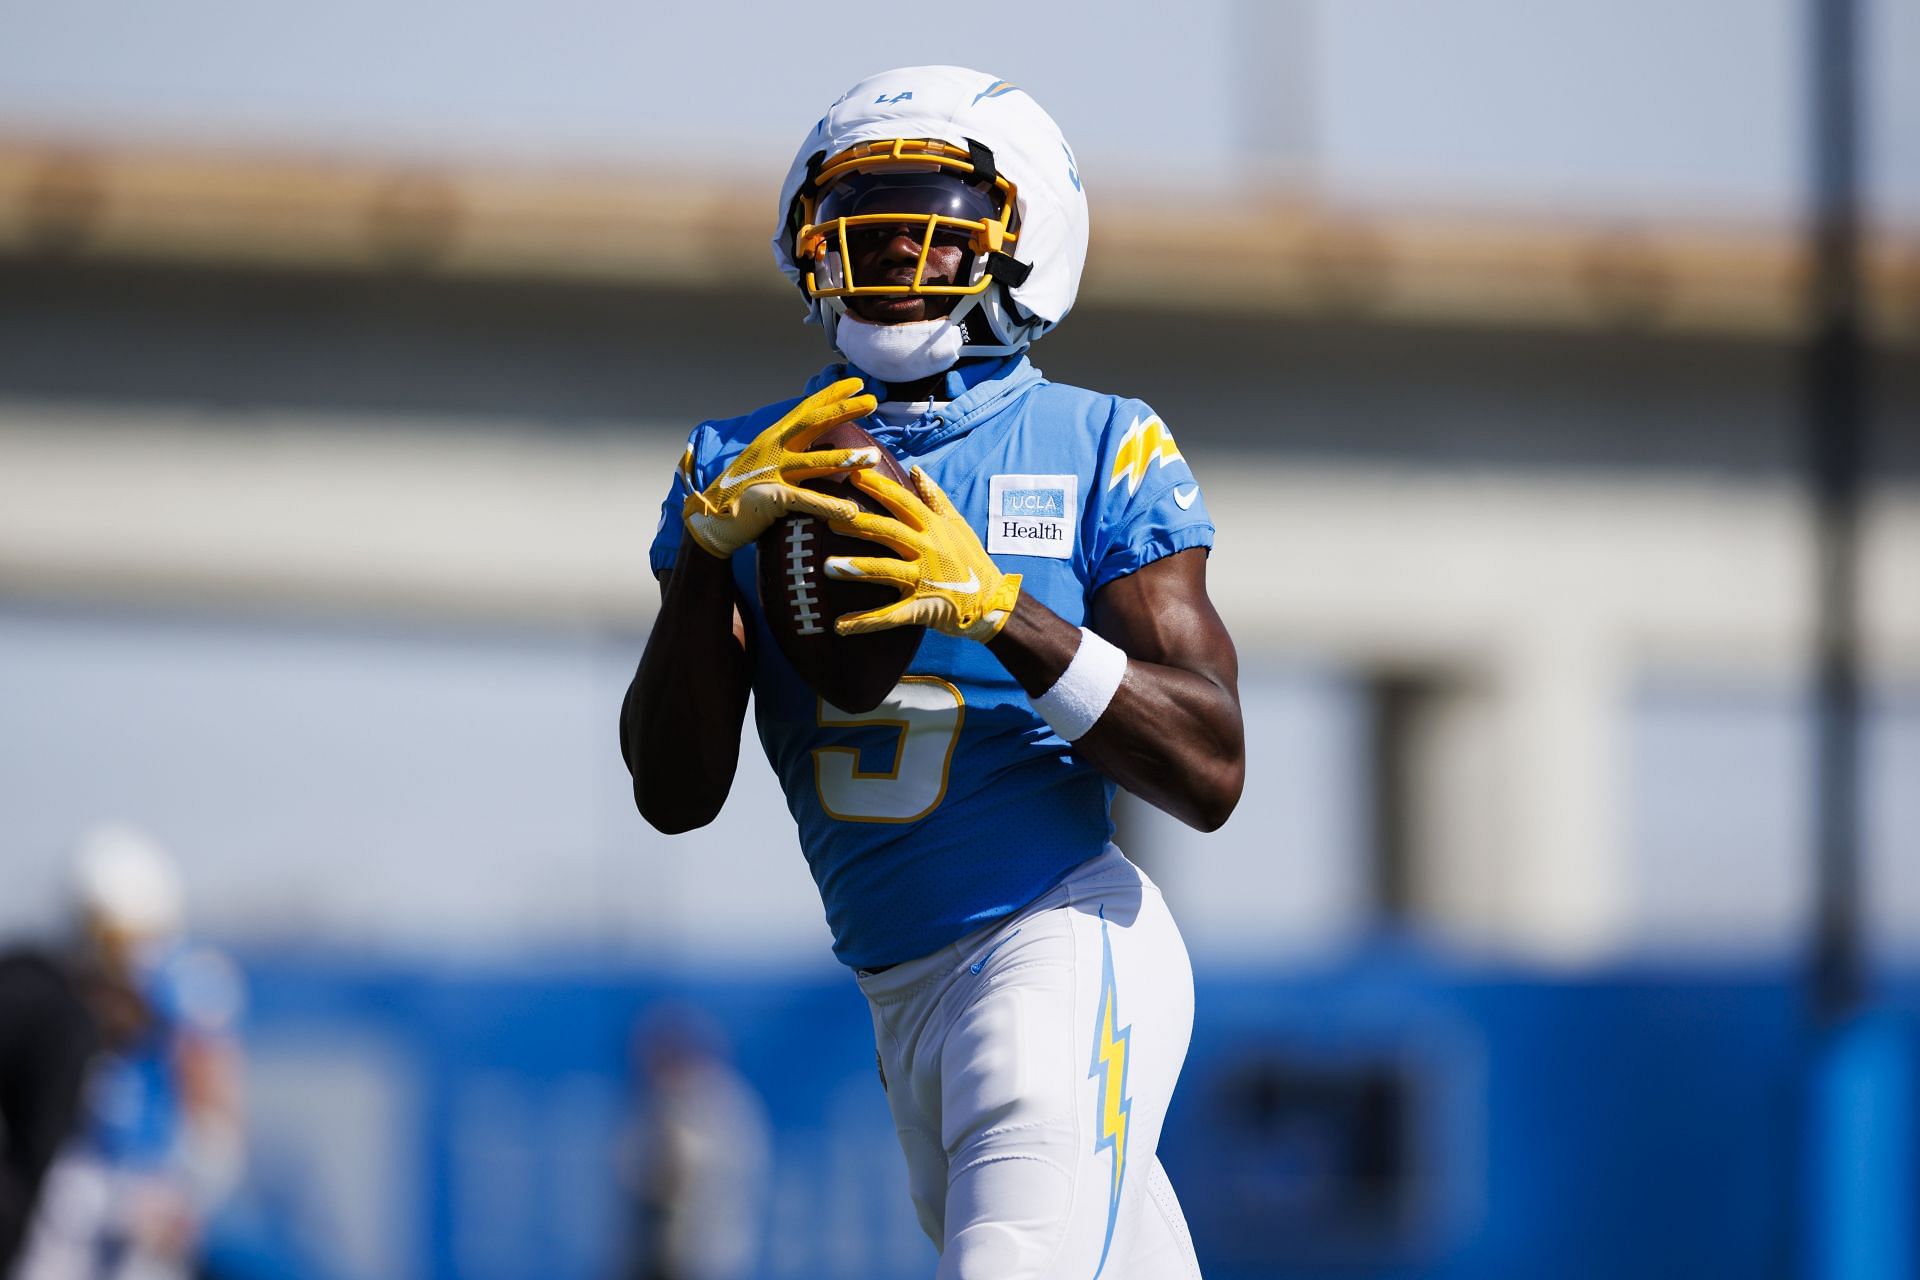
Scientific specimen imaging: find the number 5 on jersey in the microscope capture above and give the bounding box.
[813,677,964,822]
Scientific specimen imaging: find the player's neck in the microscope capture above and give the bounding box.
[878,371,949,403]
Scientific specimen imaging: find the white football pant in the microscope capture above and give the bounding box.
[858,846,1202,1279]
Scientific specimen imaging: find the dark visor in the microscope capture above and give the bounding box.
[816,171,998,224]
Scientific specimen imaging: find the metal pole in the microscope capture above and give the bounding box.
[1806,0,1867,1024]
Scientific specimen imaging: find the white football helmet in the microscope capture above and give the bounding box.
[72,822,184,944]
[773,66,1090,360]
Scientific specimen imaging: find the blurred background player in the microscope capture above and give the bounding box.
[13,825,245,1280]
[0,948,97,1272]
[614,1006,770,1280]
[624,66,1244,1278]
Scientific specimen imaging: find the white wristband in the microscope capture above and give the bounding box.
[1031,627,1127,742]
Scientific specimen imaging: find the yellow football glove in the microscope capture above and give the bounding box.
[680,378,879,558]
[823,466,1023,642]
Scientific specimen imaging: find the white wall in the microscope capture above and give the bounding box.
[1,402,1916,964]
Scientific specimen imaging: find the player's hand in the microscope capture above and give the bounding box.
[823,466,1023,642]
[681,378,879,559]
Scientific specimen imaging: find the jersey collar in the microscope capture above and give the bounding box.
[806,355,1043,455]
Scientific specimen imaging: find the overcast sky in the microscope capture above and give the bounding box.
[0,0,1913,226]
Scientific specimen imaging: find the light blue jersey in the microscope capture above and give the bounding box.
[84,943,241,1169]
[651,356,1215,968]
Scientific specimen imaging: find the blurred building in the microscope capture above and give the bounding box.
[0,3,1915,1277]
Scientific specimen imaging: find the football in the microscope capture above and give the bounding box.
[756,422,924,713]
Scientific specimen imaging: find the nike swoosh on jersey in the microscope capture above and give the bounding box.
[927,571,979,593]
[1173,485,1199,509]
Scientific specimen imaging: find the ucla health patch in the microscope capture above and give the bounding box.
[986,473,1077,560]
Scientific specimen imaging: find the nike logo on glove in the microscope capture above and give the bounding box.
[1173,485,1199,510]
[927,571,979,593]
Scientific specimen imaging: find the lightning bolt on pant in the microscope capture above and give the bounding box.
[857,847,1203,1279]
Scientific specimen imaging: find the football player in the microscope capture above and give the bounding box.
[622,66,1243,1279]
[13,825,245,1280]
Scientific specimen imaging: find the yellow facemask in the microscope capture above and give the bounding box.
[791,139,1023,302]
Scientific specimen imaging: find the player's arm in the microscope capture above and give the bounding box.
[173,986,246,1214]
[825,468,1244,831]
[990,550,1244,831]
[622,556,754,833]
[622,379,877,834]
